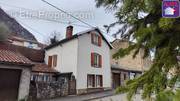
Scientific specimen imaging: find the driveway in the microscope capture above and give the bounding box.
[42,90,115,101]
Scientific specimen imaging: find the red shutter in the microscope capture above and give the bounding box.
[91,53,94,66]
[48,56,52,67]
[99,55,102,67]
[98,36,102,46]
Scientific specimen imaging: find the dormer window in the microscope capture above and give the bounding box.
[91,33,102,47]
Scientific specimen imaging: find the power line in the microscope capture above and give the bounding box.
[16,19,47,38]
[41,0,95,28]
[40,0,114,38]
[0,1,114,38]
[0,2,91,28]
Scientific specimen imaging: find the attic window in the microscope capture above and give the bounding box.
[91,33,102,47]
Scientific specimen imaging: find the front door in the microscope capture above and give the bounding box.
[0,68,21,101]
[112,73,120,89]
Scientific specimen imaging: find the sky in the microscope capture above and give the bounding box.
[0,0,116,43]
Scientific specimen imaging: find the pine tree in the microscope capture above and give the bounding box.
[95,0,180,100]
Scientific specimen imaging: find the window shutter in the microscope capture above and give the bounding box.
[98,36,102,46]
[48,56,52,67]
[92,75,95,87]
[100,75,103,87]
[91,33,94,44]
[91,53,94,66]
[99,55,102,67]
[53,55,57,67]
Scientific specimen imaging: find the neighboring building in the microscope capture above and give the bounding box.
[8,36,42,49]
[45,26,113,94]
[0,43,33,101]
[111,39,152,88]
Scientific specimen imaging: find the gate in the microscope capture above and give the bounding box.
[68,79,76,95]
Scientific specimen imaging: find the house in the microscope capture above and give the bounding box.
[8,35,42,49]
[0,8,43,49]
[111,39,152,88]
[164,7,175,15]
[45,26,113,94]
[2,42,58,82]
[0,42,33,101]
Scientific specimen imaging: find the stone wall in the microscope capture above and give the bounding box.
[29,81,69,100]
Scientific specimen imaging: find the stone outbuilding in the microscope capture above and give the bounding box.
[0,43,33,101]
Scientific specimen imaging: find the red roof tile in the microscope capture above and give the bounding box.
[32,63,58,73]
[0,49,33,66]
[0,42,45,62]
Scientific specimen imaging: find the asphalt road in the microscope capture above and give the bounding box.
[42,90,114,101]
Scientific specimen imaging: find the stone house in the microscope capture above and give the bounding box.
[111,39,152,88]
[45,26,113,94]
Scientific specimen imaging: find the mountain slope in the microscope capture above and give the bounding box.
[0,8,37,42]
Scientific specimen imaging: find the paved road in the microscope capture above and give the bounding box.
[42,90,115,101]
[90,94,143,101]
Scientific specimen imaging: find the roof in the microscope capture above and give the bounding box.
[0,8,37,42]
[32,63,58,73]
[111,64,142,73]
[0,42,45,62]
[9,36,38,44]
[0,49,33,66]
[45,28,113,50]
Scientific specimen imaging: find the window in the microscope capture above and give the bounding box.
[91,33,102,46]
[87,74,103,88]
[124,73,127,80]
[87,75,95,88]
[130,72,136,80]
[48,55,57,68]
[28,42,33,48]
[91,53,102,68]
[96,75,103,87]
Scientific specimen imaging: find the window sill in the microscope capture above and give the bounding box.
[87,87,103,89]
[91,66,102,68]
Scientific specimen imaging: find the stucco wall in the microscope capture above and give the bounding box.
[77,31,111,90]
[0,64,32,100]
[45,39,78,77]
[111,40,151,71]
[45,31,112,91]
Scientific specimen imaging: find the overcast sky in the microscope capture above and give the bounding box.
[0,0,116,43]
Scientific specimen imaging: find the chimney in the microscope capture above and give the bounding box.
[66,25,73,38]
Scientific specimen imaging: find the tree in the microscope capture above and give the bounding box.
[95,0,180,100]
[0,22,10,41]
[44,31,63,45]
